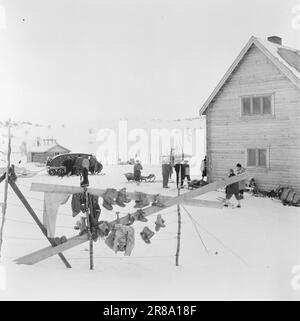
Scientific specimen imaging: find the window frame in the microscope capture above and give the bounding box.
[245,147,270,169]
[240,93,274,117]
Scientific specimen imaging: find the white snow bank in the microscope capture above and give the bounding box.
[0,165,299,300]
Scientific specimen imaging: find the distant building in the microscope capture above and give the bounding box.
[199,36,300,191]
[27,143,71,163]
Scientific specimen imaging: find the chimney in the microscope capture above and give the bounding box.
[267,36,282,45]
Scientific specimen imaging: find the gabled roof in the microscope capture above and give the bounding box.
[199,36,300,115]
[28,143,71,153]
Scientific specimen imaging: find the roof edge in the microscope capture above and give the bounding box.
[199,36,300,116]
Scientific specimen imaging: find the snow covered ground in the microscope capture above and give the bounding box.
[0,164,300,301]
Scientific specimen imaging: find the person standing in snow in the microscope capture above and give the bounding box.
[133,160,143,185]
[181,160,191,187]
[236,163,246,199]
[74,155,84,175]
[200,156,207,180]
[80,157,90,187]
[169,148,175,179]
[174,161,184,189]
[89,155,97,174]
[62,156,73,177]
[224,169,241,208]
[162,159,172,188]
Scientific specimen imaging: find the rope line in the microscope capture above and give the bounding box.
[185,211,249,266]
[3,234,178,241]
[1,254,175,260]
[181,205,210,255]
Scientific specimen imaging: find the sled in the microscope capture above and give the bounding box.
[141,174,156,182]
[188,179,208,190]
[124,173,156,183]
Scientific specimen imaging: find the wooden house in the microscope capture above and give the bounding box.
[199,36,300,191]
[27,143,71,163]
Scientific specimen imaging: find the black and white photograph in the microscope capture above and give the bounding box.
[0,0,299,303]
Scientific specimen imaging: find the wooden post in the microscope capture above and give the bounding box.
[175,164,182,266]
[8,179,72,268]
[0,121,11,257]
[85,190,93,270]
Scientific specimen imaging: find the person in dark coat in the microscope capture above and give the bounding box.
[200,156,207,180]
[181,160,191,187]
[162,160,172,188]
[62,156,73,177]
[133,160,143,185]
[89,155,97,174]
[74,155,84,175]
[174,162,185,188]
[95,161,103,174]
[224,169,241,208]
[236,163,246,199]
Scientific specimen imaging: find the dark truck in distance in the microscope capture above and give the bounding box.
[46,153,102,176]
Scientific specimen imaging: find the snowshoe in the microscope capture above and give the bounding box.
[152,194,165,207]
[54,237,61,246]
[126,213,136,225]
[116,188,131,207]
[74,217,87,234]
[102,188,118,211]
[140,227,155,244]
[60,236,67,243]
[135,209,148,222]
[134,192,150,208]
[155,214,166,232]
[97,221,111,237]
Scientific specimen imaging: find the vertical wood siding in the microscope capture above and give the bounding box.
[206,44,300,191]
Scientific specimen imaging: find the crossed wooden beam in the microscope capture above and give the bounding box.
[14,172,249,267]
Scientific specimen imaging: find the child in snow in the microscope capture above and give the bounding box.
[182,160,191,187]
[224,169,241,208]
[236,163,246,199]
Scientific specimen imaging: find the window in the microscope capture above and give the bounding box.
[258,149,267,166]
[241,95,273,116]
[253,97,261,114]
[247,148,268,167]
[242,97,251,115]
[262,96,271,114]
[247,149,256,166]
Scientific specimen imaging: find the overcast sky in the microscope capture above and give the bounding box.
[0,0,299,125]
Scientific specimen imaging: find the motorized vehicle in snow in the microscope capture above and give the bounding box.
[46,153,102,176]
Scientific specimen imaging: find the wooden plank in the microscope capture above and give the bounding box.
[14,199,221,265]
[16,173,248,265]
[9,179,72,268]
[15,234,88,265]
[182,199,223,208]
[31,172,248,201]
[31,183,161,202]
